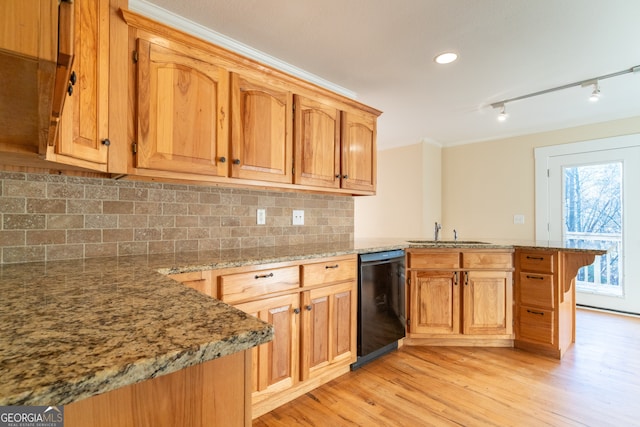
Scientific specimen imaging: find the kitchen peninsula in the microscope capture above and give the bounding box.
[0,238,604,426]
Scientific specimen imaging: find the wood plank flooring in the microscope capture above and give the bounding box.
[254,309,640,426]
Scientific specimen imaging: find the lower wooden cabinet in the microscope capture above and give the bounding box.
[463,270,512,335]
[301,280,357,381]
[409,270,459,335]
[168,270,215,297]
[513,248,601,359]
[406,249,514,346]
[212,254,357,418]
[235,293,300,401]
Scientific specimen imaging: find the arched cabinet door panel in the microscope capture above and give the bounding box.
[230,73,293,184]
[293,95,341,188]
[134,36,229,177]
[340,108,376,192]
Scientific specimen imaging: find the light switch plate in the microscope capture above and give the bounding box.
[514,214,525,224]
[257,208,266,225]
[292,210,304,225]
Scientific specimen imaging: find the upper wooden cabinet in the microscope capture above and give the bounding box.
[293,96,378,193]
[231,73,293,184]
[293,95,341,188]
[50,0,110,171]
[133,33,230,177]
[340,108,377,192]
[0,0,72,160]
[121,10,379,195]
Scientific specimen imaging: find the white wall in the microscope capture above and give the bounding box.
[356,115,640,240]
[354,141,441,239]
[442,116,640,240]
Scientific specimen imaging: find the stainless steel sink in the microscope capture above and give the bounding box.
[406,240,490,245]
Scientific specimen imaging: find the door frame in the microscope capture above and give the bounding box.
[534,133,640,313]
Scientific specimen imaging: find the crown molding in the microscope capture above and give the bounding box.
[128,0,358,99]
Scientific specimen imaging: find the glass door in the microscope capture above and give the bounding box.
[536,137,640,314]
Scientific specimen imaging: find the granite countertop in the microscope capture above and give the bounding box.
[0,238,606,406]
[0,256,273,406]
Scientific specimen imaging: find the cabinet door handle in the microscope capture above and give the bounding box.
[526,256,545,261]
[454,271,458,286]
[293,308,301,314]
[305,305,312,311]
[69,70,77,86]
[526,275,544,280]
[254,272,274,279]
[335,174,340,178]
[464,271,469,286]
[325,264,339,269]
[343,174,349,179]
[219,156,226,163]
[101,139,111,146]
[233,159,241,165]
[527,309,545,316]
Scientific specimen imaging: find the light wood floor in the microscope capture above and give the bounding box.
[254,309,640,426]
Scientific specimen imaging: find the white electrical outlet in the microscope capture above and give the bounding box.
[292,210,304,225]
[514,214,525,225]
[257,208,266,225]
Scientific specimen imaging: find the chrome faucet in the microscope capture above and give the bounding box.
[434,222,442,241]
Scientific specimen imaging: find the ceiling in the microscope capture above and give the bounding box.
[134,0,640,150]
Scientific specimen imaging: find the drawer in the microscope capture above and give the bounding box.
[462,252,513,269]
[519,272,554,308]
[301,257,357,287]
[519,251,555,273]
[408,251,460,269]
[219,266,299,304]
[168,270,214,297]
[518,306,554,345]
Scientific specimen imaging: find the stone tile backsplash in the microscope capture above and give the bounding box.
[0,172,354,264]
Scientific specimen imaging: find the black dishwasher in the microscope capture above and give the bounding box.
[351,249,405,370]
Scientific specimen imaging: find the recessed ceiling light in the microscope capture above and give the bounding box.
[434,52,458,64]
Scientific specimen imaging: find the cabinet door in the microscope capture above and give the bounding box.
[231,73,293,183]
[55,0,109,168]
[463,270,513,335]
[234,293,300,400]
[409,270,460,334]
[301,280,356,380]
[340,108,376,192]
[135,37,229,176]
[293,95,340,188]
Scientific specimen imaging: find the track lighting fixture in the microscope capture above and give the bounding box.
[490,64,639,120]
[497,104,508,122]
[589,81,600,102]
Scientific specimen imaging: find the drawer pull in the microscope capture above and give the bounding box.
[305,305,313,311]
[526,255,545,261]
[293,308,301,314]
[526,275,544,280]
[254,272,274,279]
[325,264,339,269]
[527,309,545,316]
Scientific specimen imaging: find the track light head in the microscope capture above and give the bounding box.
[497,104,508,122]
[589,82,601,102]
